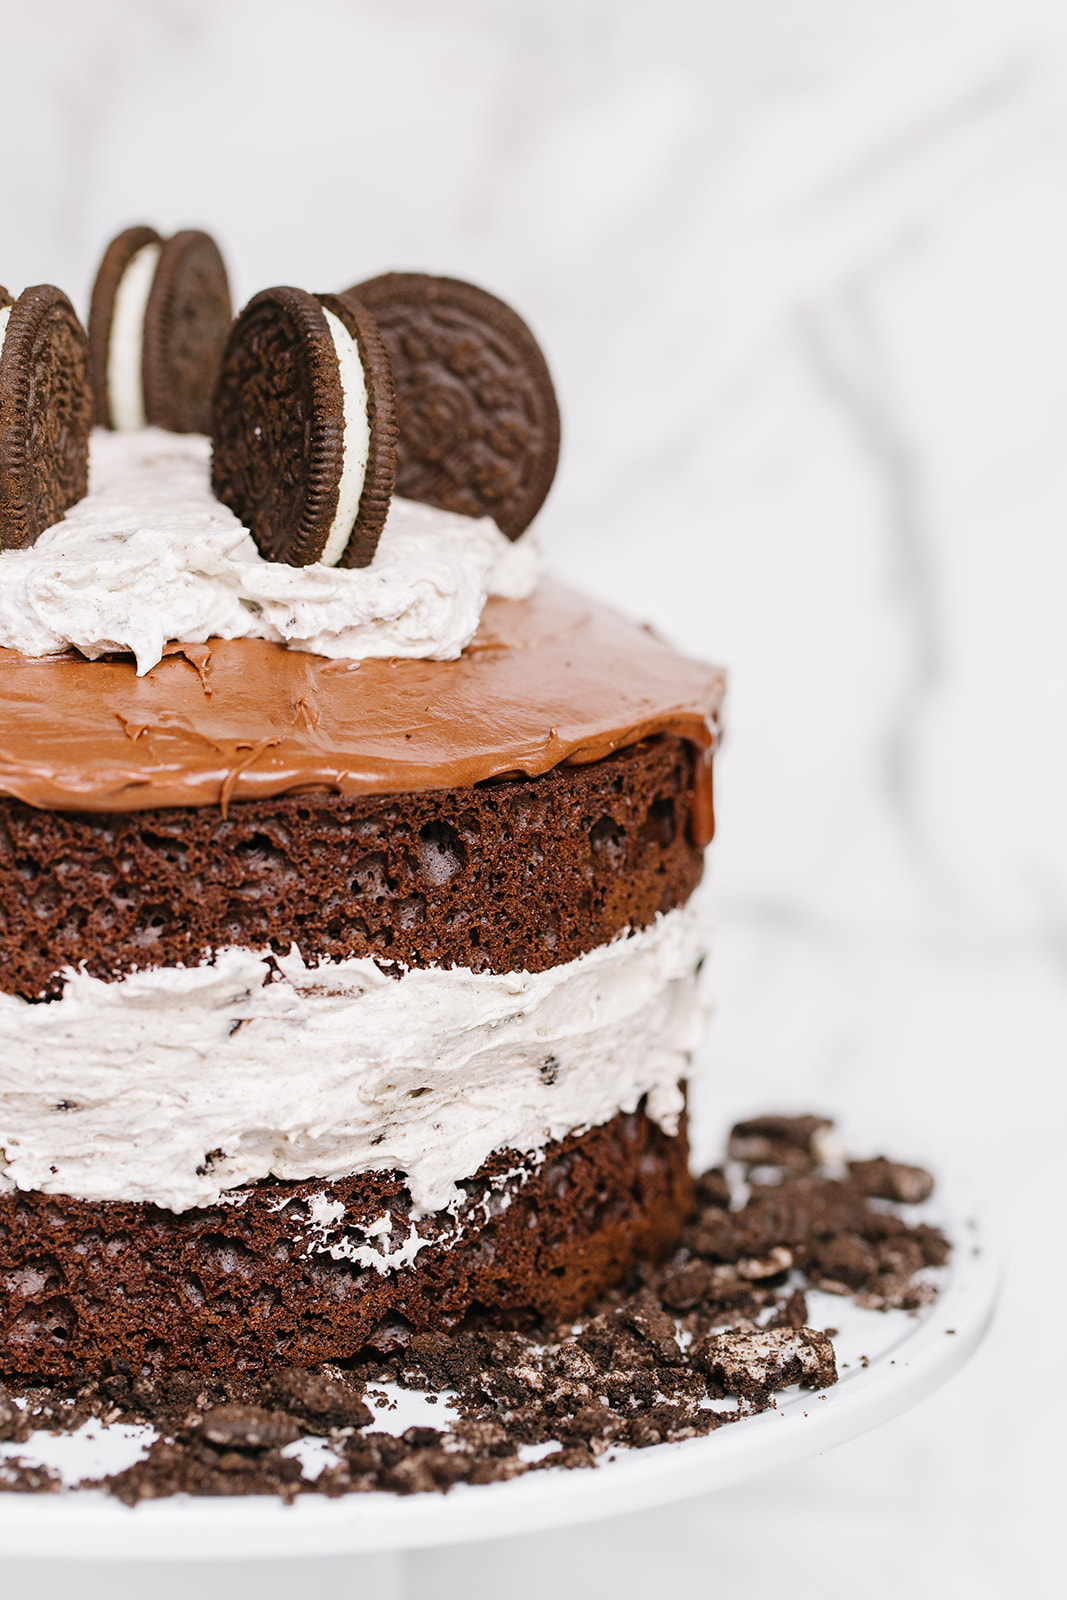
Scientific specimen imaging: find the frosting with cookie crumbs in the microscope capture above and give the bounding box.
[0,427,540,674]
[0,898,707,1214]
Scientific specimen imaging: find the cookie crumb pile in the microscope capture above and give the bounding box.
[0,1113,948,1504]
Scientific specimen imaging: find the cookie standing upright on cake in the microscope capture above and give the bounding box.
[211,286,397,567]
[344,272,560,539]
[88,225,232,433]
[0,284,92,550]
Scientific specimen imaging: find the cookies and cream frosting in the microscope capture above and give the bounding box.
[0,899,710,1215]
[0,428,539,675]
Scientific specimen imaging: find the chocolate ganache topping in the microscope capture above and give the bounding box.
[0,581,724,823]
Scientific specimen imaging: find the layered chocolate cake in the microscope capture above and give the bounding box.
[0,254,724,1379]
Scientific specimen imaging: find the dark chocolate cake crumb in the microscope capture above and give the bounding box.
[0,1386,20,1441]
[0,1457,63,1493]
[266,1368,373,1432]
[848,1157,936,1206]
[0,1115,945,1503]
[727,1114,833,1170]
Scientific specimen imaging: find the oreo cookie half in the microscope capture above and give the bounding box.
[211,287,397,568]
[343,272,560,539]
[0,285,92,550]
[88,225,232,433]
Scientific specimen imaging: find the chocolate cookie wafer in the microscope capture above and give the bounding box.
[211,287,396,568]
[88,225,231,433]
[344,272,560,539]
[144,231,232,432]
[0,285,92,550]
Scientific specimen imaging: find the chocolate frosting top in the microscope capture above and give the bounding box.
[0,581,725,814]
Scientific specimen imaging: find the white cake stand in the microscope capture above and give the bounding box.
[0,1063,1000,1585]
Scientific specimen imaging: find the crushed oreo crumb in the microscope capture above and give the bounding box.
[0,1115,945,1502]
[848,1156,936,1206]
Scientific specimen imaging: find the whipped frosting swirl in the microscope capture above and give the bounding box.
[0,429,541,674]
[0,901,710,1215]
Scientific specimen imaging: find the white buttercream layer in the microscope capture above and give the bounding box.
[0,305,10,358]
[106,242,160,431]
[0,901,710,1216]
[319,306,371,567]
[0,428,541,674]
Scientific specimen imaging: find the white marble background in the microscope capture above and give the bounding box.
[1,0,1064,1594]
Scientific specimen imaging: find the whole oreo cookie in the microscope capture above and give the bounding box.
[88,225,232,433]
[211,287,397,567]
[0,284,92,550]
[343,272,560,540]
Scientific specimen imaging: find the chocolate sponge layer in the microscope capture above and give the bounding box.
[0,735,705,1000]
[0,1105,691,1378]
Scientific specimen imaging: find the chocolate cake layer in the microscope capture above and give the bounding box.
[0,1105,691,1378]
[0,735,703,1000]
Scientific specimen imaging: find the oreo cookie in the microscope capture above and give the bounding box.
[87,225,159,427]
[343,272,560,539]
[0,285,92,550]
[88,226,232,433]
[211,287,397,568]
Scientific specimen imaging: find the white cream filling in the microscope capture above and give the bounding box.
[0,304,10,360]
[0,428,541,672]
[0,900,710,1216]
[319,306,371,568]
[105,242,161,431]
